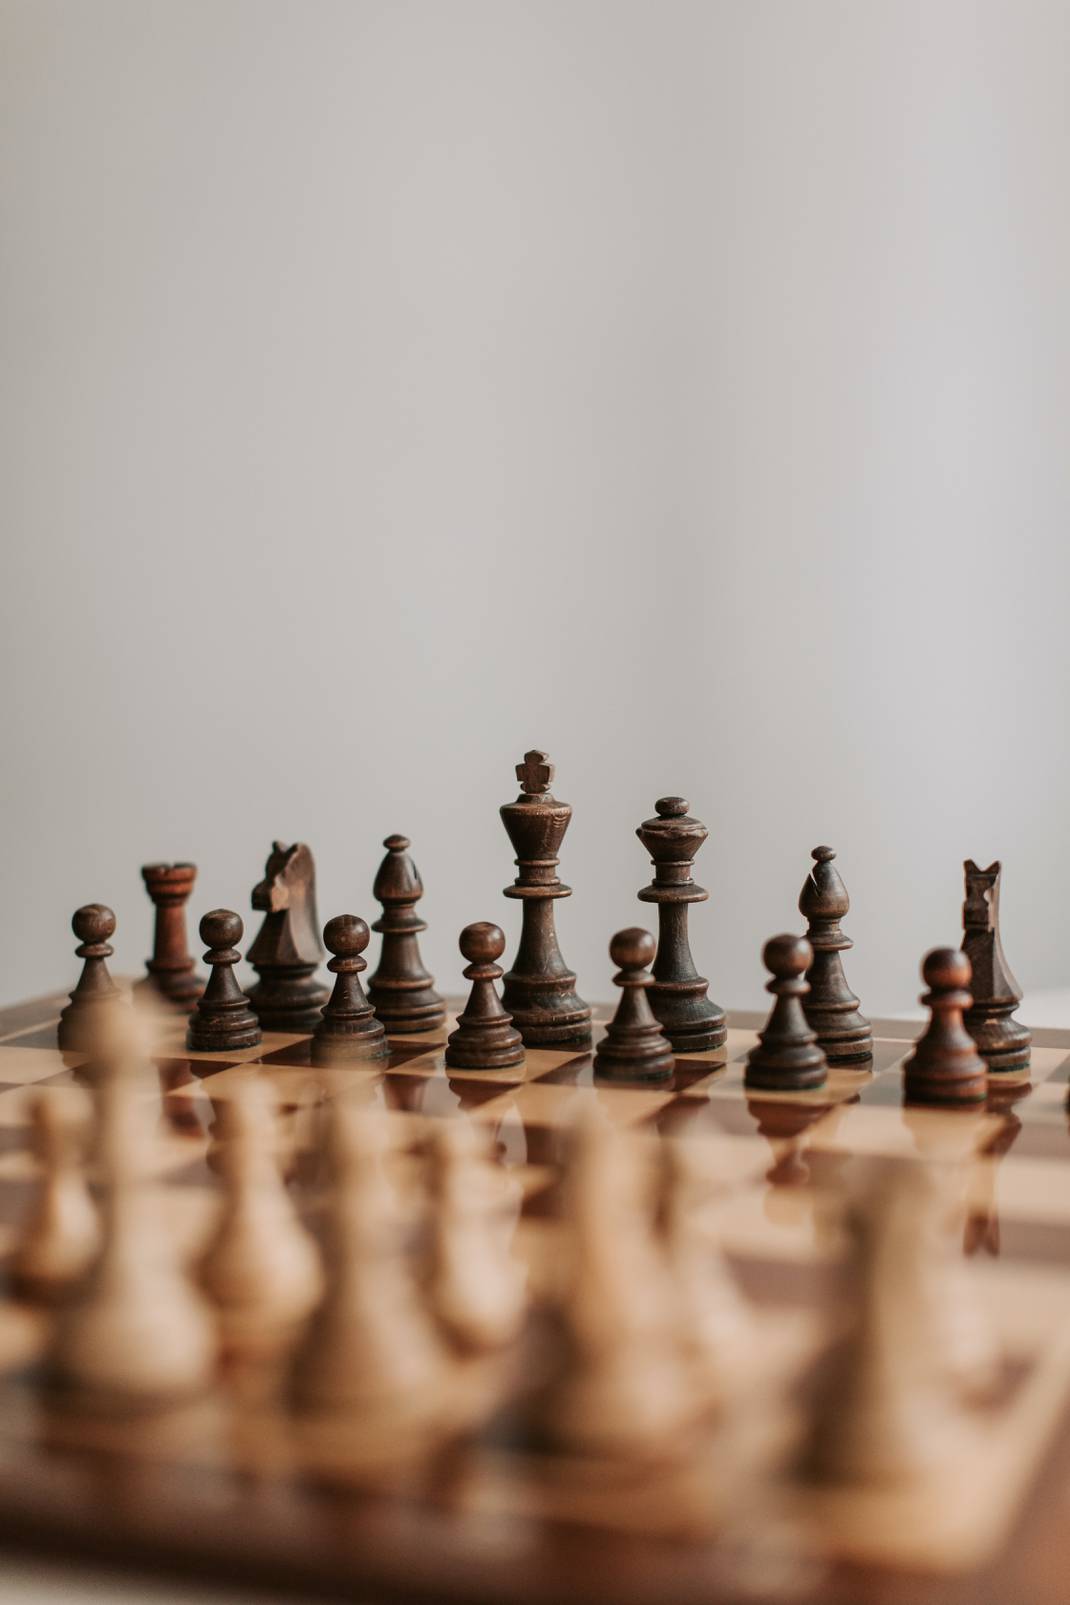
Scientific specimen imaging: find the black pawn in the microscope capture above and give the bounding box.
[186,910,261,1053]
[798,846,872,1064]
[366,835,446,1034]
[593,928,676,1084]
[902,948,988,1106]
[311,916,389,1066]
[445,923,525,1072]
[745,934,828,1092]
[58,904,121,1053]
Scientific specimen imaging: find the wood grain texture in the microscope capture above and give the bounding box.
[0,985,1069,1605]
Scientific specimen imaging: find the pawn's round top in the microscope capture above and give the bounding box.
[459,921,506,964]
[383,834,410,852]
[323,914,371,958]
[72,903,115,944]
[610,926,657,971]
[812,845,836,864]
[763,932,813,979]
[655,796,690,819]
[200,908,243,949]
[923,946,972,991]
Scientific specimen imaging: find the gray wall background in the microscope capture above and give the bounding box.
[3,0,1069,1017]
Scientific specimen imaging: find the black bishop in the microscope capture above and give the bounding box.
[798,846,872,1064]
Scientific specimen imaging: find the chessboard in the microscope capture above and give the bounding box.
[0,984,1069,1605]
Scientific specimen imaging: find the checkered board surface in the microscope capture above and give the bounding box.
[0,988,1069,1604]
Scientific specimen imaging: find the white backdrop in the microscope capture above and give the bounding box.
[3,0,1069,1019]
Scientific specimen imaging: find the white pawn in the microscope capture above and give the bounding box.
[536,1109,695,1458]
[49,1069,217,1407]
[426,1120,526,1354]
[11,1092,99,1303]
[936,1252,1003,1401]
[912,1162,1002,1400]
[291,1105,446,1425]
[797,1167,966,1486]
[660,1141,750,1405]
[199,1080,323,1359]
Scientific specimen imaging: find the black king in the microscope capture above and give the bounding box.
[500,751,592,1049]
[637,796,726,1054]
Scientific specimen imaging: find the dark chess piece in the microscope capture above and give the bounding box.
[592,928,675,1083]
[311,916,389,1066]
[902,948,988,1106]
[500,751,592,1050]
[961,860,1031,1073]
[58,905,122,1053]
[445,923,525,1071]
[366,835,446,1033]
[138,863,202,1010]
[635,797,726,1054]
[745,934,828,1092]
[246,842,329,1032]
[187,910,261,1053]
[798,846,872,1064]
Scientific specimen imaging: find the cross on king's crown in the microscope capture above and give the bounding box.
[516,750,554,794]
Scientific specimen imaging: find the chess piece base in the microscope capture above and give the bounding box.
[506,1011,592,1051]
[745,1043,828,1093]
[445,1029,525,1072]
[248,968,329,1034]
[662,1023,727,1054]
[646,975,726,1054]
[647,979,726,1056]
[594,1027,675,1084]
[902,1069,988,1106]
[368,988,447,1035]
[187,1016,261,1054]
[820,1040,874,1066]
[964,1008,1031,1074]
[501,983,592,1050]
[311,1026,389,1067]
[808,1012,874,1065]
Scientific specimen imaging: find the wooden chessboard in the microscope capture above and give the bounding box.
[0,985,1069,1604]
